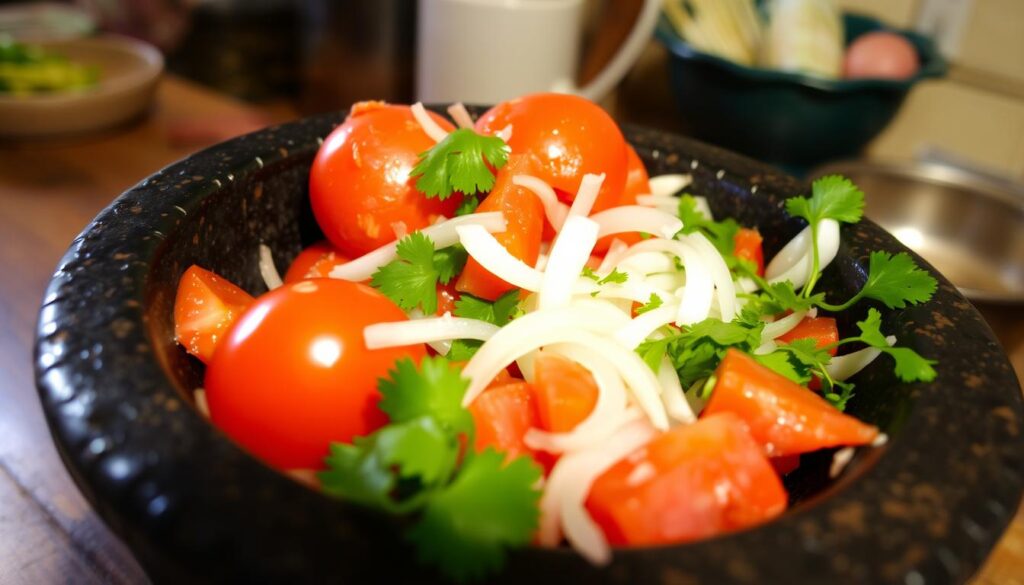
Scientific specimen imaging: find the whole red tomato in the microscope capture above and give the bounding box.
[475,93,628,214]
[204,279,425,470]
[309,102,461,257]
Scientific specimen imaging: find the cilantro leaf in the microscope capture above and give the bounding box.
[677,195,739,256]
[851,308,937,383]
[455,195,480,216]
[371,233,465,313]
[634,293,664,316]
[859,251,938,309]
[453,290,520,326]
[785,175,865,225]
[411,128,509,200]
[582,266,628,285]
[434,244,468,285]
[447,339,482,361]
[318,416,457,511]
[408,450,541,582]
[377,357,474,436]
[754,351,811,384]
[638,318,764,387]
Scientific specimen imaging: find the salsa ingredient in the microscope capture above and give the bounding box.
[309,102,461,257]
[204,279,424,469]
[173,265,254,363]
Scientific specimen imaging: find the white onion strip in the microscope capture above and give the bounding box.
[539,216,599,310]
[538,414,655,564]
[648,174,692,197]
[446,102,474,129]
[589,206,683,240]
[597,238,630,274]
[364,315,499,349]
[658,356,695,423]
[512,175,570,231]
[761,308,815,341]
[613,305,678,350]
[524,344,630,453]
[410,102,449,142]
[495,124,513,142]
[766,219,841,289]
[258,244,283,290]
[330,212,506,281]
[616,239,712,324]
[568,173,605,218]
[826,335,896,381]
[461,307,668,430]
[457,224,545,291]
[684,232,738,322]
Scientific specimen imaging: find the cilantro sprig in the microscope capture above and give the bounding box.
[677,195,739,256]
[447,291,524,360]
[411,128,510,200]
[638,317,764,388]
[370,233,467,314]
[318,357,542,582]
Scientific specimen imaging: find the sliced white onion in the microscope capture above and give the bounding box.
[329,212,507,281]
[513,175,570,231]
[683,232,737,322]
[683,378,709,416]
[617,251,676,275]
[568,173,605,218]
[457,224,545,291]
[194,388,210,419]
[648,174,692,197]
[761,309,813,341]
[446,102,474,129]
[826,335,895,381]
[615,240,711,324]
[539,414,655,564]
[410,102,449,142]
[539,215,599,310]
[754,340,778,355]
[364,315,499,349]
[524,343,630,453]
[635,194,679,214]
[597,238,630,274]
[461,308,668,429]
[658,356,695,424]
[691,195,714,221]
[589,205,683,240]
[258,244,283,290]
[613,305,678,350]
[390,221,408,240]
[765,219,840,289]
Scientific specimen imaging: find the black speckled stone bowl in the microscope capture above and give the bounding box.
[35,108,1023,584]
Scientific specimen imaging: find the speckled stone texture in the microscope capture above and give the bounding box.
[34,108,1023,584]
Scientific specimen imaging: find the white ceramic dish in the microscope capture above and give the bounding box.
[0,34,163,138]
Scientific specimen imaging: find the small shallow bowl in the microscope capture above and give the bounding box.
[811,160,1024,305]
[656,13,946,170]
[0,34,163,139]
[34,110,1023,583]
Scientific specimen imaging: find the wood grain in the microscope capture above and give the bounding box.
[0,74,1020,584]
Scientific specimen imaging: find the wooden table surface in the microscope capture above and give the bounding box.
[0,75,1021,584]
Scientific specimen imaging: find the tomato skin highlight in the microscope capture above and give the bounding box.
[204,279,426,470]
[174,265,254,363]
[733,228,764,276]
[531,353,599,433]
[309,102,460,258]
[776,315,840,357]
[475,93,628,215]
[702,349,879,457]
[283,241,350,283]
[586,412,787,546]
[455,155,545,300]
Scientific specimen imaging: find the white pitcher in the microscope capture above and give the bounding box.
[416,0,661,104]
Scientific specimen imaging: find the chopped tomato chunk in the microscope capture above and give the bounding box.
[456,155,545,300]
[777,315,839,356]
[586,412,787,546]
[703,349,879,457]
[174,265,254,363]
[469,381,540,460]
[531,353,599,433]
[283,241,350,283]
[733,228,764,276]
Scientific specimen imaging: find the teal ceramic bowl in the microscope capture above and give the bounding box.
[656,13,946,170]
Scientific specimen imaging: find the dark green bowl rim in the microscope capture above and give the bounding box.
[656,11,947,93]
